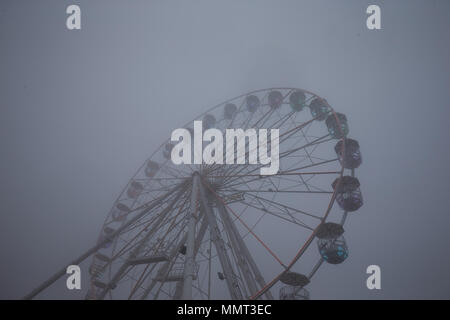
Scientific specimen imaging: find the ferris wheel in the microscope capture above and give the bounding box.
[25,88,363,300]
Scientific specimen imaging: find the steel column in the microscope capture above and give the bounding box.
[216,201,274,300]
[198,181,243,300]
[216,202,258,297]
[181,174,200,299]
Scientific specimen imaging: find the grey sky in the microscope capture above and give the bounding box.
[1,0,450,299]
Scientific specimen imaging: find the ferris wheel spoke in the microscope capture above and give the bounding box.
[140,232,187,299]
[126,188,188,225]
[254,104,286,130]
[140,176,188,182]
[228,95,250,128]
[239,200,315,231]
[218,163,337,195]
[160,164,192,179]
[219,169,309,191]
[279,134,331,159]
[283,157,339,174]
[241,193,323,220]
[217,133,333,183]
[216,201,274,299]
[127,211,189,299]
[96,186,187,299]
[278,113,323,141]
[120,203,183,235]
[294,126,317,166]
[209,170,340,180]
[108,199,182,266]
[242,93,271,129]
[254,90,292,128]
[267,109,296,131]
[237,91,268,128]
[250,106,275,129]
[243,195,322,225]
[299,174,313,192]
[137,185,182,194]
[141,201,209,300]
[221,186,333,195]
[121,219,190,300]
[308,258,325,281]
[305,135,325,155]
[110,211,172,262]
[203,180,287,270]
[217,110,298,177]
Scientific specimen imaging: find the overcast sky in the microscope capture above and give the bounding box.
[1,0,450,299]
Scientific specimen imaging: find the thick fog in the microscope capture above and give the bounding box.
[1,0,450,299]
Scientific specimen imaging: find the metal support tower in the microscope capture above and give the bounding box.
[198,179,244,300]
[216,201,274,299]
[182,173,200,299]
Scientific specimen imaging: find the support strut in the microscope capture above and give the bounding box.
[23,183,184,300]
[216,201,274,300]
[182,173,200,299]
[198,180,243,300]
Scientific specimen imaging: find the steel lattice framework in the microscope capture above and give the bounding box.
[24,88,363,300]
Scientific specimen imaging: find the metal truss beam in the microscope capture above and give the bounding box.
[198,180,243,300]
[23,183,184,300]
[216,201,274,300]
